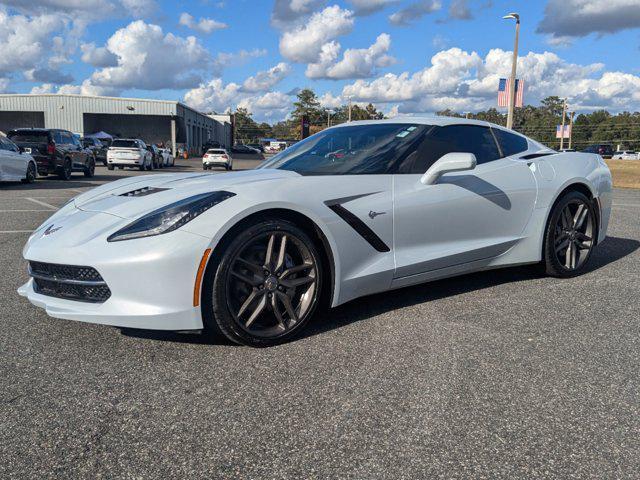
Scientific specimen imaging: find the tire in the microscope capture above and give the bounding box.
[84,158,95,178]
[203,219,323,347]
[543,190,597,278]
[22,162,37,184]
[107,164,115,171]
[226,164,232,171]
[58,158,72,180]
[203,165,208,170]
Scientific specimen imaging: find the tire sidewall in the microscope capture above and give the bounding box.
[206,219,323,347]
[544,191,596,277]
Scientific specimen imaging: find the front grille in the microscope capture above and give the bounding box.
[29,261,111,303]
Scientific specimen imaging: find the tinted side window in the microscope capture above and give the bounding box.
[397,125,500,173]
[53,132,64,144]
[493,128,528,157]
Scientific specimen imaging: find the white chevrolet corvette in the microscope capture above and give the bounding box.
[19,118,613,346]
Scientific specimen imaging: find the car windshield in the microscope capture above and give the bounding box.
[259,123,431,175]
[112,140,138,148]
[8,131,49,143]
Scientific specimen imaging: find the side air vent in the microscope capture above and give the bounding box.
[119,187,170,197]
[520,152,555,160]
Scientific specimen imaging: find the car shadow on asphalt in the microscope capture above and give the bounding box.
[120,236,639,347]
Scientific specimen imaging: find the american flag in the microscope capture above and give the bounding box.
[498,78,524,108]
[556,124,571,139]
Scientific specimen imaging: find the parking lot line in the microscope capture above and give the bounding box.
[25,198,58,210]
[0,210,52,212]
[0,230,34,234]
[612,203,640,208]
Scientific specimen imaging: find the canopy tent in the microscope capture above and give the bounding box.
[85,131,113,141]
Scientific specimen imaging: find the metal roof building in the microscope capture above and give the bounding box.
[0,94,232,156]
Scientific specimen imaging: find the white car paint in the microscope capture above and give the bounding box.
[18,117,612,332]
[611,151,639,160]
[0,136,36,182]
[107,139,152,168]
[203,148,233,170]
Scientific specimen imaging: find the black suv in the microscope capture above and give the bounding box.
[7,128,94,180]
[582,144,614,159]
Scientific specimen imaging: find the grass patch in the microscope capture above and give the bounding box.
[606,160,640,189]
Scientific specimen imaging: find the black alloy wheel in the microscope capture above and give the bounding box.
[206,219,323,347]
[22,162,37,183]
[59,159,72,180]
[544,191,596,277]
[84,158,95,178]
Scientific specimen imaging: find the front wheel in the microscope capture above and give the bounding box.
[543,191,597,278]
[84,158,95,178]
[204,219,323,347]
[22,162,37,183]
[58,159,72,180]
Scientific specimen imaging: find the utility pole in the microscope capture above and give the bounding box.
[348,98,352,122]
[503,12,520,130]
[559,98,567,150]
[327,109,333,128]
[568,111,575,150]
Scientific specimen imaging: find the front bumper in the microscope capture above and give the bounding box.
[19,210,212,331]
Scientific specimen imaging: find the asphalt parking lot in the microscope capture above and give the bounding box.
[1,161,639,478]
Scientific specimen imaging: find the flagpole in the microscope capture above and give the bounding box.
[504,13,520,130]
[568,111,575,150]
[560,98,567,150]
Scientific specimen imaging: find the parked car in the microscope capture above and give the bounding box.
[231,144,259,155]
[107,139,152,171]
[19,117,613,347]
[7,128,94,180]
[0,135,37,183]
[202,148,232,170]
[611,150,639,160]
[146,144,163,169]
[159,148,174,167]
[82,137,105,165]
[582,144,614,158]
[247,143,265,153]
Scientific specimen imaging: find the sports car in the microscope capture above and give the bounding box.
[19,117,613,347]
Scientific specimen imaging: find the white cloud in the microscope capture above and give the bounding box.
[179,13,228,34]
[537,0,640,39]
[89,21,211,90]
[0,11,67,76]
[25,67,73,84]
[120,0,156,17]
[80,42,118,67]
[389,0,441,26]
[347,0,399,15]
[30,79,120,96]
[306,33,395,80]
[339,46,640,114]
[271,0,326,28]
[447,0,472,20]
[242,63,291,92]
[279,5,354,63]
[0,78,10,93]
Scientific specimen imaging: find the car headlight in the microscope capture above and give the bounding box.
[107,191,235,242]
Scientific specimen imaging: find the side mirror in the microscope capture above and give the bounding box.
[420,152,477,185]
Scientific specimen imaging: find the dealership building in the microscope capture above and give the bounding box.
[0,94,232,156]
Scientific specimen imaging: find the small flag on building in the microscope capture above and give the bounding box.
[498,78,524,108]
[556,124,571,139]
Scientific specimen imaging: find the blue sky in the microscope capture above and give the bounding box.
[1,0,640,121]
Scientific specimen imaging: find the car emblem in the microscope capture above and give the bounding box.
[368,210,386,219]
[43,224,62,236]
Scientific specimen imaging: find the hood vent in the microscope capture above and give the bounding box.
[119,187,170,197]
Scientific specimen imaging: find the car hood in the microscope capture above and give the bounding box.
[73,169,300,219]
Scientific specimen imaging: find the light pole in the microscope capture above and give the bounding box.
[327,109,334,128]
[568,111,575,150]
[503,12,520,130]
[559,98,567,150]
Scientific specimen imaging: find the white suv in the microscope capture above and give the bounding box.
[107,139,152,170]
[203,148,233,171]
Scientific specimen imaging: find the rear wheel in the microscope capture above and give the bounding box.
[204,219,323,347]
[84,158,95,178]
[22,162,37,183]
[58,158,72,180]
[107,164,115,171]
[543,191,596,278]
